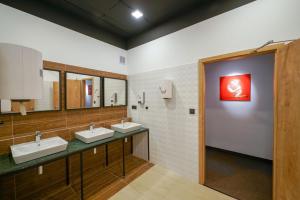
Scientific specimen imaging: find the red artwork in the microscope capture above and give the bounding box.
[88,85,92,95]
[220,74,251,101]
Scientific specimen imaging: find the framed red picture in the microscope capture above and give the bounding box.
[220,74,251,101]
[88,85,93,95]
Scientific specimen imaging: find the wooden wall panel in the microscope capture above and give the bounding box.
[0,138,13,155]
[0,60,129,199]
[69,146,106,183]
[0,115,12,139]
[0,175,15,200]
[275,40,300,200]
[11,100,35,113]
[15,160,66,200]
[107,140,132,164]
[53,81,60,110]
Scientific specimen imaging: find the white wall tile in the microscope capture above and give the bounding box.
[128,63,199,182]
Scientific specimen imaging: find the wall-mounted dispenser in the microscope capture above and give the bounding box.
[159,80,173,99]
[138,92,145,105]
[0,43,43,115]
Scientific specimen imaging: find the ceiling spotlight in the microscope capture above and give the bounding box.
[131,9,143,19]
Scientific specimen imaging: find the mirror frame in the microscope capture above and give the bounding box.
[64,71,103,110]
[0,68,62,114]
[103,77,128,107]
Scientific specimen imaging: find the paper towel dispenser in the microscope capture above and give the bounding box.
[0,43,43,115]
[159,80,173,99]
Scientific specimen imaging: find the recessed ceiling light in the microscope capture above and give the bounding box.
[131,10,143,19]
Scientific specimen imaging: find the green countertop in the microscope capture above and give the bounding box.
[0,127,149,176]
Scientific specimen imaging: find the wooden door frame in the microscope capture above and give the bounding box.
[198,44,285,200]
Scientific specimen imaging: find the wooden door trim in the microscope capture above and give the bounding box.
[198,44,285,200]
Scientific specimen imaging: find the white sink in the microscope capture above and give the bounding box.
[75,127,114,143]
[11,137,68,164]
[111,122,142,133]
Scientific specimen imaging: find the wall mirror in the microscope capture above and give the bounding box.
[0,69,61,113]
[104,78,127,106]
[66,72,101,109]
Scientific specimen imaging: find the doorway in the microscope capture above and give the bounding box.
[204,52,274,200]
[197,39,300,200]
[81,78,94,108]
[199,44,284,200]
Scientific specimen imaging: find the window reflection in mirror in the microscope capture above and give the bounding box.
[66,72,101,109]
[104,78,126,106]
[0,69,60,113]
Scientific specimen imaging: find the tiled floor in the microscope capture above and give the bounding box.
[110,165,235,200]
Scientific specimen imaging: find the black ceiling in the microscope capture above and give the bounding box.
[0,0,254,49]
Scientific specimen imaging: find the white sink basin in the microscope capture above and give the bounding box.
[11,137,68,164]
[111,122,142,133]
[75,127,114,143]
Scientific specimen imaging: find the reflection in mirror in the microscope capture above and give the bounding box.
[0,69,60,113]
[104,78,126,106]
[66,73,101,109]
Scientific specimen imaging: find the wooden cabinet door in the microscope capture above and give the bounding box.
[275,39,300,200]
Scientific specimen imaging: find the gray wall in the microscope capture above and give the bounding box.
[205,53,274,160]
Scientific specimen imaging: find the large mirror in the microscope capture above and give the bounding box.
[0,69,61,113]
[66,72,101,109]
[104,78,127,106]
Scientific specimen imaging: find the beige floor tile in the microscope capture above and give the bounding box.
[110,165,235,200]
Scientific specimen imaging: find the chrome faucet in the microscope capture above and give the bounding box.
[35,131,42,146]
[90,123,95,132]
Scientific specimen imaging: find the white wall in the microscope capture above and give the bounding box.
[205,53,274,160]
[35,70,60,111]
[128,0,300,75]
[35,81,54,111]
[128,64,198,182]
[43,70,60,82]
[0,3,127,75]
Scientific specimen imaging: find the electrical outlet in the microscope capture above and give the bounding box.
[189,108,195,114]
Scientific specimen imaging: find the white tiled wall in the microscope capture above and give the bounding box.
[35,81,54,111]
[128,63,199,182]
[104,78,126,106]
